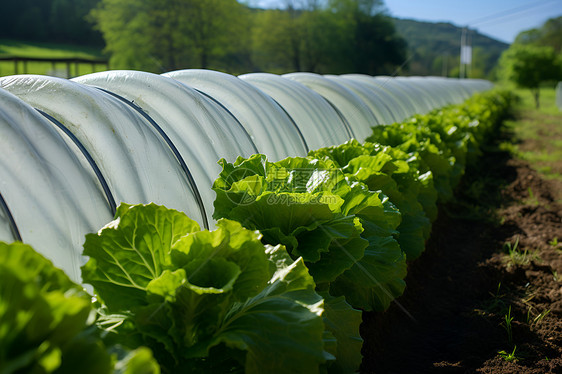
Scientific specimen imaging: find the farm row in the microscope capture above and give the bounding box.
[0,88,514,373]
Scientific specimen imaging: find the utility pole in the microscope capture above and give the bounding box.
[460,26,472,79]
[467,29,472,78]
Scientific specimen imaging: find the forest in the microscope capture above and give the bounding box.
[1,1,560,78]
[0,0,408,75]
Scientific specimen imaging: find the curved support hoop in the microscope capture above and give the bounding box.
[37,109,118,215]
[96,88,210,230]
[0,190,22,242]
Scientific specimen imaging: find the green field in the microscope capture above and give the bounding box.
[502,85,562,182]
[0,39,107,78]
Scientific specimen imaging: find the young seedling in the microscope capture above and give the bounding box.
[525,187,539,206]
[498,346,521,362]
[503,236,520,254]
[474,282,507,316]
[487,282,506,313]
[549,237,561,253]
[501,306,514,346]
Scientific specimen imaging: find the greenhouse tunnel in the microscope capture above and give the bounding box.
[0,70,493,281]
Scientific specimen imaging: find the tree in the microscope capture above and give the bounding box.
[13,7,47,40]
[499,45,562,108]
[0,0,102,45]
[90,0,159,71]
[50,0,102,44]
[251,0,407,74]
[91,0,250,73]
[353,12,408,75]
[251,0,328,73]
[252,9,301,72]
[322,0,407,75]
[514,16,562,54]
[178,0,251,70]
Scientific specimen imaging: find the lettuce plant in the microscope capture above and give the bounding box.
[366,89,515,204]
[81,203,327,374]
[310,140,435,260]
[0,242,159,374]
[367,122,458,202]
[213,155,407,313]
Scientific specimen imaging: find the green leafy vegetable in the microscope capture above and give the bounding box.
[320,293,363,373]
[213,155,407,314]
[310,140,434,260]
[0,241,158,374]
[82,203,327,374]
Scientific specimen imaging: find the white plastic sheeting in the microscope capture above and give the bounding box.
[0,75,205,222]
[74,70,259,228]
[0,88,113,281]
[284,72,379,141]
[163,69,309,161]
[0,70,493,280]
[239,72,353,150]
[324,75,401,124]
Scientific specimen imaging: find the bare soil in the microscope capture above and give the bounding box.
[360,132,562,373]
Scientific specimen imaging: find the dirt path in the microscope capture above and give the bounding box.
[360,132,562,373]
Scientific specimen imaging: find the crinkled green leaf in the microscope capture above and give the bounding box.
[0,242,111,374]
[331,230,407,311]
[320,293,363,374]
[417,170,439,222]
[172,219,271,301]
[224,191,342,245]
[300,216,368,284]
[82,203,200,311]
[212,245,326,374]
[84,205,327,373]
[367,122,457,203]
[216,188,368,285]
[309,139,370,167]
[396,213,429,260]
[213,155,408,308]
[272,157,344,194]
[311,142,432,259]
[0,241,83,294]
[338,184,401,235]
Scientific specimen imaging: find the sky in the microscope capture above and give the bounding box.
[251,0,562,44]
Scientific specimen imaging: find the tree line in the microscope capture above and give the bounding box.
[1,0,408,75]
[92,0,407,75]
[0,0,103,45]
[499,16,562,108]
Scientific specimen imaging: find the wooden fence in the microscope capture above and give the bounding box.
[0,56,109,78]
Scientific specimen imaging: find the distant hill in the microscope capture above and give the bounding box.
[392,18,509,79]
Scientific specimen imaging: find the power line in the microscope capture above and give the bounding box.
[473,3,561,28]
[455,0,559,78]
[468,0,559,27]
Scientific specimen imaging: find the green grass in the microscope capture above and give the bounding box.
[0,39,107,78]
[501,85,562,183]
[502,236,540,269]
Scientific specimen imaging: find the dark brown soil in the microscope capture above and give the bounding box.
[360,139,562,373]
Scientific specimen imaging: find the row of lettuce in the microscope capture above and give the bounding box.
[0,89,514,373]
